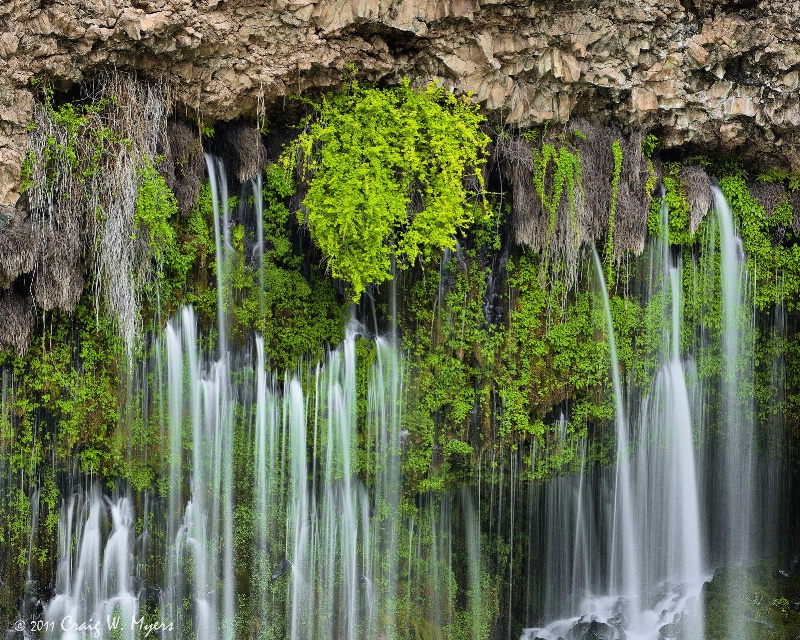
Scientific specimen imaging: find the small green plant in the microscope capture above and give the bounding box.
[197,118,215,138]
[756,168,800,191]
[772,596,790,617]
[642,133,659,158]
[531,137,582,281]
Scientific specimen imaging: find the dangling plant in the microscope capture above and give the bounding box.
[530,135,582,287]
[21,74,171,354]
[288,78,490,299]
[605,138,623,279]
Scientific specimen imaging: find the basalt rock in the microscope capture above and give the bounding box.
[0,0,798,213]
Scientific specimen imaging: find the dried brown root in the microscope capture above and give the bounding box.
[569,119,614,245]
[497,121,653,288]
[748,182,787,219]
[15,71,170,352]
[680,165,712,234]
[791,190,800,236]
[0,218,36,288]
[0,291,34,355]
[494,134,544,251]
[217,121,267,183]
[614,129,651,257]
[160,119,205,215]
[33,227,83,312]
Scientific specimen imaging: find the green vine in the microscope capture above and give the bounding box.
[531,138,582,280]
[606,139,623,279]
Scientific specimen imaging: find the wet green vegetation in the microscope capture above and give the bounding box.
[0,78,798,637]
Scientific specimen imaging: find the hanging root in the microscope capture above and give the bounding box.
[570,120,651,258]
[0,219,36,288]
[497,120,652,288]
[90,73,168,352]
[10,71,171,353]
[748,182,787,219]
[32,227,83,311]
[160,119,205,215]
[569,120,614,244]
[680,165,712,234]
[216,121,267,183]
[495,134,543,249]
[613,129,650,256]
[0,291,34,355]
[791,190,800,236]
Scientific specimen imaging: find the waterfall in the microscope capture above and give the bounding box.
[591,246,639,610]
[523,198,707,640]
[16,155,794,640]
[37,307,404,639]
[45,493,138,640]
[713,185,755,572]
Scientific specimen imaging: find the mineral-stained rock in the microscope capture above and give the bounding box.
[0,0,799,212]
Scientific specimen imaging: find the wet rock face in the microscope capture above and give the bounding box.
[1,0,800,208]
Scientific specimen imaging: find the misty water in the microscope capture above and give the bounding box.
[8,156,794,640]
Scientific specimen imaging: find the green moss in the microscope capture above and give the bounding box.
[719,175,800,311]
[704,559,800,640]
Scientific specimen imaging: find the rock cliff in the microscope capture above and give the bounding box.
[1,0,799,214]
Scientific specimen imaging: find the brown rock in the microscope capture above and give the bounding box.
[0,0,797,210]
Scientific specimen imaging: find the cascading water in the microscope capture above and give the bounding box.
[15,154,795,640]
[44,492,138,640]
[714,185,756,573]
[33,157,416,640]
[523,198,708,640]
[592,247,639,614]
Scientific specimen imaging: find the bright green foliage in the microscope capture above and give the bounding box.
[605,139,623,275]
[756,167,800,191]
[135,161,195,307]
[0,297,141,619]
[532,143,581,225]
[648,162,693,244]
[531,138,582,278]
[19,150,35,194]
[719,175,800,310]
[34,85,127,186]
[0,300,134,477]
[176,181,221,322]
[642,133,659,159]
[292,79,490,299]
[399,207,637,490]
